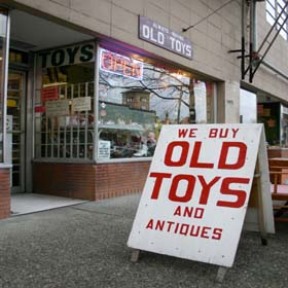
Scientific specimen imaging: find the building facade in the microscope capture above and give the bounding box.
[1,0,288,219]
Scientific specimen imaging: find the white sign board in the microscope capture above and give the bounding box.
[128,124,263,268]
[46,100,70,117]
[98,140,111,160]
[72,97,91,112]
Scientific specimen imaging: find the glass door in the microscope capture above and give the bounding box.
[7,71,26,193]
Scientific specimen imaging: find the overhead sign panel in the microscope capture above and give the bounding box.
[139,15,193,59]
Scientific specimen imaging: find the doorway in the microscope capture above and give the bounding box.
[7,71,26,193]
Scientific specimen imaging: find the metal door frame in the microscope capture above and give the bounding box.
[8,70,27,193]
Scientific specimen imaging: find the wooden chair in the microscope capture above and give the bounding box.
[269,158,288,222]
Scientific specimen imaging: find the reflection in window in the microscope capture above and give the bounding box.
[97,48,216,160]
[266,0,288,40]
[35,62,95,160]
[34,46,216,162]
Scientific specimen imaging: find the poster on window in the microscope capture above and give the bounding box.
[72,97,91,112]
[128,124,268,268]
[46,100,70,117]
[98,140,111,160]
[41,86,59,102]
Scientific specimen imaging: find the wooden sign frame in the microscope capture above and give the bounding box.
[127,124,275,282]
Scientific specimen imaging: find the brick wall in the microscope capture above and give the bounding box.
[33,161,151,200]
[0,168,11,219]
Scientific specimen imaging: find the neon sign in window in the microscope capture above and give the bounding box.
[100,48,143,80]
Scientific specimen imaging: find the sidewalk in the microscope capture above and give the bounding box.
[0,193,287,288]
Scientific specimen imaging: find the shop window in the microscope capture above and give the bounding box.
[34,44,216,162]
[97,48,216,160]
[34,42,95,160]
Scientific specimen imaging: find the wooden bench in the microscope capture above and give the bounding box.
[269,158,288,222]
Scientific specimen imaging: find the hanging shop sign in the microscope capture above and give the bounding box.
[45,99,70,117]
[128,124,268,268]
[100,48,143,80]
[38,42,95,68]
[72,97,91,112]
[139,16,193,59]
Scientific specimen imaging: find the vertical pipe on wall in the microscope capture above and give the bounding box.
[1,10,10,163]
[241,0,246,79]
[252,0,257,51]
[249,0,254,82]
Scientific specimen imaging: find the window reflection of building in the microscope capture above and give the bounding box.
[34,45,216,161]
[122,90,150,110]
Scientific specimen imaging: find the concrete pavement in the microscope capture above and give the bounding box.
[0,193,287,288]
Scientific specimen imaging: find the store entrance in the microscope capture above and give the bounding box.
[7,71,26,193]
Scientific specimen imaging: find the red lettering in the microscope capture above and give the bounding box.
[189,225,200,237]
[189,142,214,168]
[178,129,188,138]
[168,174,196,202]
[173,206,181,216]
[149,172,172,200]
[194,208,204,218]
[212,228,223,240]
[209,128,218,138]
[189,128,198,137]
[208,128,239,138]
[164,141,189,166]
[183,206,193,217]
[218,142,247,169]
[219,129,228,138]
[174,222,180,233]
[198,175,221,205]
[217,177,249,208]
[173,206,205,218]
[180,224,189,235]
[146,219,153,229]
[167,221,174,232]
[122,61,130,76]
[102,53,113,70]
[155,220,165,231]
[200,226,211,238]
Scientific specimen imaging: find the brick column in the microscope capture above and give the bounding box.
[0,166,11,219]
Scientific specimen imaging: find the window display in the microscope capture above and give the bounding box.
[34,44,216,161]
[97,48,216,160]
[34,42,95,160]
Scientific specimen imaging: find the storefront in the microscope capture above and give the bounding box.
[0,6,219,218]
[33,42,218,200]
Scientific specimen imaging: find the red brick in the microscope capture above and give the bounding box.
[0,168,11,219]
[33,161,150,201]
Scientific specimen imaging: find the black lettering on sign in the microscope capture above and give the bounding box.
[39,43,95,68]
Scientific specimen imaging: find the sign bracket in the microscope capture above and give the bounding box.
[215,266,228,283]
[254,161,268,246]
[130,249,141,263]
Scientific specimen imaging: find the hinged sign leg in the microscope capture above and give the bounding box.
[215,266,228,283]
[130,249,141,262]
[255,160,268,246]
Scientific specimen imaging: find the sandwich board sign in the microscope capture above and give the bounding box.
[127,124,274,272]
